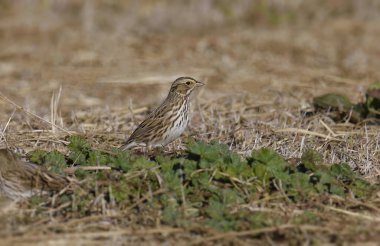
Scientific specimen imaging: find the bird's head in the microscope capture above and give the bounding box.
[169,77,204,96]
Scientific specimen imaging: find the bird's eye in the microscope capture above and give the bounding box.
[186,81,191,85]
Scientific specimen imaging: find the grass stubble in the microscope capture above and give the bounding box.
[0,86,379,245]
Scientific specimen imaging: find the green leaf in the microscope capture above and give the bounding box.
[68,135,91,152]
[301,149,322,171]
[111,178,129,203]
[330,163,354,183]
[289,173,313,194]
[29,149,48,165]
[206,200,237,231]
[161,195,180,226]
[88,150,109,166]
[68,136,91,165]
[187,140,252,182]
[251,148,289,184]
[329,184,345,196]
[29,149,67,174]
[350,179,372,199]
[313,171,334,193]
[313,93,353,112]
[192,172,210,188]
[44,150,67,174]
[183,159,197,177]
[251,148,288,171]
[109,149,130,172]
[222,188,243,205]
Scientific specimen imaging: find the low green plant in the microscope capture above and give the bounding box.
[29,149,66,174]
[313,83,380,123]
[27,137,376,232]
[68,135,93,165]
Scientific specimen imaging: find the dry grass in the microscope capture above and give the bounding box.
[0,0,380,245]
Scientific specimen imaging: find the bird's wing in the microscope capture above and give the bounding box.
[124,103,172,145]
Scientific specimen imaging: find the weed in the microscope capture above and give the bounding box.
[29,149,66,174]
[313,83,380,123]
[26,138,377,233]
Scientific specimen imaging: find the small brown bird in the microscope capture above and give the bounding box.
[121,77,204,150]
[0,149,69,200]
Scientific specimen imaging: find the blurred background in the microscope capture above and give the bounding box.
[1,0,380,129]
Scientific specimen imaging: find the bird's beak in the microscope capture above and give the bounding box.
[196,81,205,87]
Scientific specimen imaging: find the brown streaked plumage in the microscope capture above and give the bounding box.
[0,149,69,200]
[121,77,204,150]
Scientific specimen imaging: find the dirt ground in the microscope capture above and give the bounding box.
[0,1,379,245]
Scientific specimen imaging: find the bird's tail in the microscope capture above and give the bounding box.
[119,142,136,151]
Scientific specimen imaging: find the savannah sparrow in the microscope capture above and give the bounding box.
[0,149,69,200]
[121,77,204,150]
